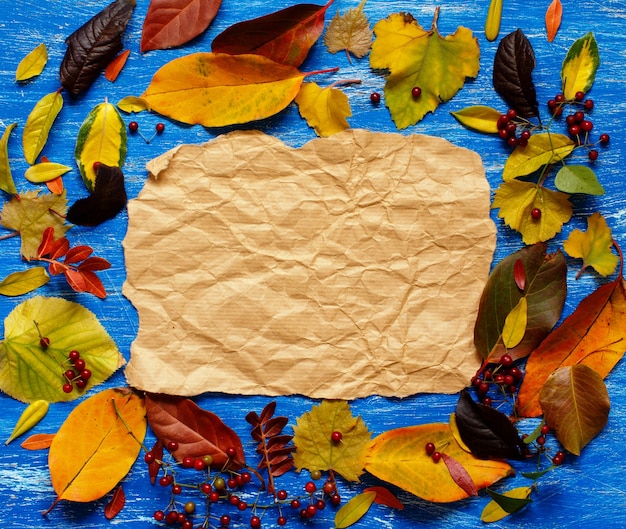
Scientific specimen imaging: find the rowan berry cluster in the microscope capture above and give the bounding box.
[61,350,91,393]
[471,353,523,407]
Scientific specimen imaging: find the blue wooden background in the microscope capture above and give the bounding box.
[1,0,626,527]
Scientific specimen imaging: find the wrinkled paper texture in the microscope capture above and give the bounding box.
[123,129,496,398]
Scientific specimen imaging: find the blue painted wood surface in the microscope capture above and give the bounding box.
[1,0,626,527]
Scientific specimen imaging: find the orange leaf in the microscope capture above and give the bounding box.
[46,176,64,195]
[363,486,404,510]
[20,432,55,450]
[517,275,626,417]
[545,0,562,43]
[105,49,130,82]
[104,485,126,519]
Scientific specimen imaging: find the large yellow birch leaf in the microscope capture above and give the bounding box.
[295,82,351,137]
[364,423,513,503]
[141,53,306,128]
[47,388,146,509]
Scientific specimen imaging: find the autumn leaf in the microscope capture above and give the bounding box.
[334,491,376,529]
[141,0,222,53]
[20,432,56,450]
[362,486,404,510]
[503,133,575,181]
[293,400,371,482]
[25,162,72,184]
[517,273,626,417]
[563,212,618,278]
[545,0,563,43]
[46,388,146,512]
[492,180,572,245]
[5,400,48,445]
[324,0,373,61]
[104,485,126,519]
[117,96,151,113]
[295,82,352,136]
[450,105,501,134]
[15,43,48,82]
[561,32,599,101]
[369,9,480,129]
[0,123,18,196]
[501,296,527,349]
[0,267,49,297]
[481,487,533,522]
[554,165,605,196]
[364,422,513,502]
[105,49,130,82]
[22,90,64,165]
[484,0,503,42]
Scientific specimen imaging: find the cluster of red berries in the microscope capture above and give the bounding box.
[424,441,442,463]
[128,120,165,143]
[61,349,92,393]
[496,109,532,147]
[522,424,566,466]
[471,354,523,407]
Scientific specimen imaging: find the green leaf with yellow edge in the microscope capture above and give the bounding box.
[334,491,376,529]
[503,133,575,181]
[563,212,618,278]
[22,90,64,165]
[16,43,48,82]
[481,486,533,522]
[295,82,352,137]
[561,32,599,101]
[75,101,127,193]
[0,189,68,260]
[5,400,48,445]
[502,297,527,349]
[554,165,605,196]
[492,180,572,244]
[47,388,146,508]
[0,267,50,297]
[0,123,18,195]
[451,105,501,134]
[364,423,513,503]
[25,162,72,184]
[293,400,371,482]
[0,296,124,403]
[370,9,480,129]
[117,95,151,113]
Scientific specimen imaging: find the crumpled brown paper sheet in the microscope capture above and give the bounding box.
[122,129,496,399]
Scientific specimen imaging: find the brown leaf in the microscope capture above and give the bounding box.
[545,0,563,43]
[148,439,164,485]
[20,432,55,450]
[104,485,125,519]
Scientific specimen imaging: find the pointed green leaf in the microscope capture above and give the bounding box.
[0,267,50,297]
[451,105,501,134]
[482,487,532,522]
[561,32,599,100]
[0,123,18,195]
[22,91,64,165]
[334,491,376,529]
[25,162,72,184]
[554,165,605,195]
[16,43,48,82]
[501,297,527,349]
[503,133,575,181]
[5,400,48,444]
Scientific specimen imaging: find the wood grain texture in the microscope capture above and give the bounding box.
[1,0,626,527]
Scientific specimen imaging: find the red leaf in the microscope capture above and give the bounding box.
[441,453,478,497]
[148,439,164,485]
[48,262,66,276]
[20,433,56,450]
[64,268,88,292]
[211,0,333,67]
[46,176,65,195]
[263,416,289,437]
[48,236,70,260]
[64,245,94,265]
[78,256,112,271]
[105,49,130,82]
[104,485,125,520]
[545,0,563,43]
[363,486,405,510]
[140,0,222,52]
[259,401,277,424]
[79,269,108,299]
[37,227,55,258]
[513,258,526,291]
[145,394,245,470]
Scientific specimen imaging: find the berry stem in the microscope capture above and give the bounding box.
[112,398,150,452]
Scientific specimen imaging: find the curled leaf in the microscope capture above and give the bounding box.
[545,0,563,43]
[6,400,49,445]
[324,0,373,61]
[0,267,50,297]
[295,82,352,137]
[16,43,48,82]
[334,491,376,529]
[22,90,64,165]
[0,123,18,195]
[451,105,501,134]
[104,485,126,519]
[561,32,599,100]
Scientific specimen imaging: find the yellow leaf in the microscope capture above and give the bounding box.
[22,91,64,165]
[295,82,352,137]
[492,180,572,244]
[5,400,48,445]
[561,32,599,100]
[485,0,503,42]
[364,423,513,503]
[370,10,479,129]
[47,388,146,507]
[563,212,618,278]
[503,133,575,181]
[324,0,373,61]
[16,43,48,82]
[448,413,471,453]
[502,297,528,349]
[75,101,127,192]
[481,486,533,522]
[450,105,501,134]
[293,400,371,482]
[141,53,306,128]
[0,123,18,195]
[334,491,376,528]
[0,267,49,297]
[25,162,72,183]
[117,96,151,114]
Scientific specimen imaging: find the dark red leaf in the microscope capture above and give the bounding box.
[37,227,55,258]
[64,245,93,265]
[49,237,70,260]
[267,456,294,478]
[64,268,88,293]
[79,269,107,299]
[363,486,405,510]
[513,258,526,291]
[263,416,289,437]
[245,410,261,426]
[104,485,125,520]
[48,262,65,276]
[148,439,164,485]
[266,434,294,449]
[77,256,112,271]
[441,453,478,497]
[259,401,277,424]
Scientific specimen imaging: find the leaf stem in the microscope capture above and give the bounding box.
[0,231,19,241]
[112,396,149,453]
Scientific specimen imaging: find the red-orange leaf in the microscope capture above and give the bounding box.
[104,485,125,519]
[20,432,55,450]
[105,49,130,82]
[79,269,108,299]
[545,0,563,43]
[46,176,64,195]
[441,453,478,497]
[363,486,404,510]
[211,0,333,67]
[140,0,222,52]
[64,245,93,265]
[513,258,526,291]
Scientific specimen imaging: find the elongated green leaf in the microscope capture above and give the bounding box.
[25,162,72,183]
[501,297,527,349]
[0,267,50,297]
[503,133,575,181]
[482,487,533,522]
[451,105,501,134]
[6,400,48,444]
[334,491,376,529]
[22,91,64,165]
[0,123,18,195]
[16,43,48,81]
[561,32,599,100]
[554,165,605,195]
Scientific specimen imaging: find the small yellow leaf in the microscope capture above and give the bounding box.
[295,82,352,137]
[503,133,575,181]
[6,400,49,444]
[502,297,528,349]
[451,105,501,134]
[334,491,376,528]
[0,123,18,195]
[22,91,64,165]
[481,486,533,522]
[0,267,50,297]
[25,162,72,183]
[324,0,373,61]
[117,96,151,113]
[448,413,471,453]
[485,0,503,42]
[16,43,48,82]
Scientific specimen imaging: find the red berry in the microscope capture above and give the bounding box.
[230,495,240,506]
[568,125,581,136]
[250,515,261,529]
[482,396,492,406]
[588,149,599,161]
[80,368,92,380]
[553,450,566,465]
[64,369,76,381]
[182,456,194,468]
[304,481,317,494]
[144,451,155,464]
[504,374,515,386]
[330,493,341,505]
[536,435,546,446]
[75,377,87,389]
[201,482,212,494]
[220,514,231,526]
[194,458,206,471]
[74,358,86,371]
[411,86,422,98]
[226,446,237,458]
[62,383,74,393]
[227,477,238,489]
[305,504,317,518]
[520,130,531,140]
[39,336,50,349]
[68,350,80,361]
[290,499,301,509]
[510,367,523,380]
[497,115,509,130]
[500,354,513,367]
[277,516,287,526]
[370,92,381,104]
[552,107,563,117]
[498,129,510,140]
[478,382,489,395]
[209,491,220,502]
[584,99,594,111]
[494,374,505,384]
[181,521,193,529]
[506,108,517,119]
[128,121,139,133]
[565,114,577,126]
[166,440,179,452]
[154,510,165,521]
[277,489,288,500]
[574,111,585,123]
[431,451,441,463]
[599,133,610,145]
[531,208,541,220]
[238,501,248,511]
[574,91,585,101]
[155,122,165,134]
[541,424,550,435]
[554,93,564,103]
[322,480,336,495]
[507,136,519,148]
[331,431,343,443]
[165,511,178,524]
[316,499,326,511]
[172,484,182,495]
[159,476,170,487]
[425,442,436,456]
[580,120,593,132]
[547,99,556,110]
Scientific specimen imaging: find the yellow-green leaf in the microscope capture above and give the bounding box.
[117,96,151,113]
[16,43,48,82]
[492,180,572,244]
[5,400,48,445]
[75,101,127,193]
[481,486,533,522]
[0,123,18,195]
[451,105,501,134]
[563,212,618,278]
[503,133,575,181]
[334,491,376,529]
[25,162,72,183]
[141,53,306,128]
[293,400,371,482]
[295,82,352,137]
[0,267,50,297]
[22,90,64,165]
[561,32,599,100]
[370,10,479,129]
[502,297,527,349]
[485,0,503,42]
[554,165,605,196]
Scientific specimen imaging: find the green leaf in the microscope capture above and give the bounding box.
[0,267,50,297]
[25,162,72,184]
[334,491,376,529]
[481,487,532,522]
[554,165,605,195]
[561,32,599,101]
[0,123,18,195]
[16,43,48,82]
[22,91,64,165]
[450,105,501,134]
[503,133,575,181]
[5,400,48,444]
[501,297,527,349]
[0,296,124,403]
[520,467,553,480]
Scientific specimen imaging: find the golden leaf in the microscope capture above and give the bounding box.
[324,0,373,61]
[15,43,48,82]
[295,82,351,137]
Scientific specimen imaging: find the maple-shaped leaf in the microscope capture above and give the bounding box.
[292,400,371,482]
[324,0,373,61]
[492,180,572,244]
[563,212,618,279]
[295,82,352,136]
[369,8,479,129]
[0,190,68,260]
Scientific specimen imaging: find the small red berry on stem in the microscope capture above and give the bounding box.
[599,133,610,145]
[425,442,436,456]
[128,121,139,133]
[431,451,442,463]
[331,431,343,443]
[500,354,513,367]
[155,122,165,134]
[62,383,73,393]
[69,350,80,362]
[588,149,599,161]
[574,91,585,101]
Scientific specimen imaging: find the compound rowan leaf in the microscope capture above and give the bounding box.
[561,32,599,101]
[0,267,50,297]
[554,165,605,196]
[25,162,72,184]
[293,400,371,482]
[334,491,376,529]
[370,10,479,129]
[212,1,331,67]
[16,43,48,82]
[0,123,18,195]
[22,91,64,165]
[451,105,501,134]
[141,53,306,127]
[503,133,575,181]
[47,388,146,509]
[545,0,563,43]
[563,212,618,278]
[295,82,351,136]
[324,0,373,61]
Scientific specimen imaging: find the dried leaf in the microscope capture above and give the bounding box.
[484,0,503,42]
[104,485,126,519]
[105,49,130,82]
[212,1,331,67]
[16,43,48,82]
[501,296,527,349]
[545,0,563,43]
[60,0,136,95]
[561,32,599,100]
[503,132,575,181]
[0,267,50,297]
[22,90,64,165]
[0,123,18,196]
[20,432,56,450]
[554,165,605,196]
[450,105,501,134]
[25,162,71,184]
[324,0,373,61]
[481,487,533,522]
[441,453,478,497]
[295,82,351,137]
[540,365,610,455]
[493,29,539,118]
[334,491,376,529]
[362,486,404,510]
[141,0,222,53]
[6,400,49,445]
